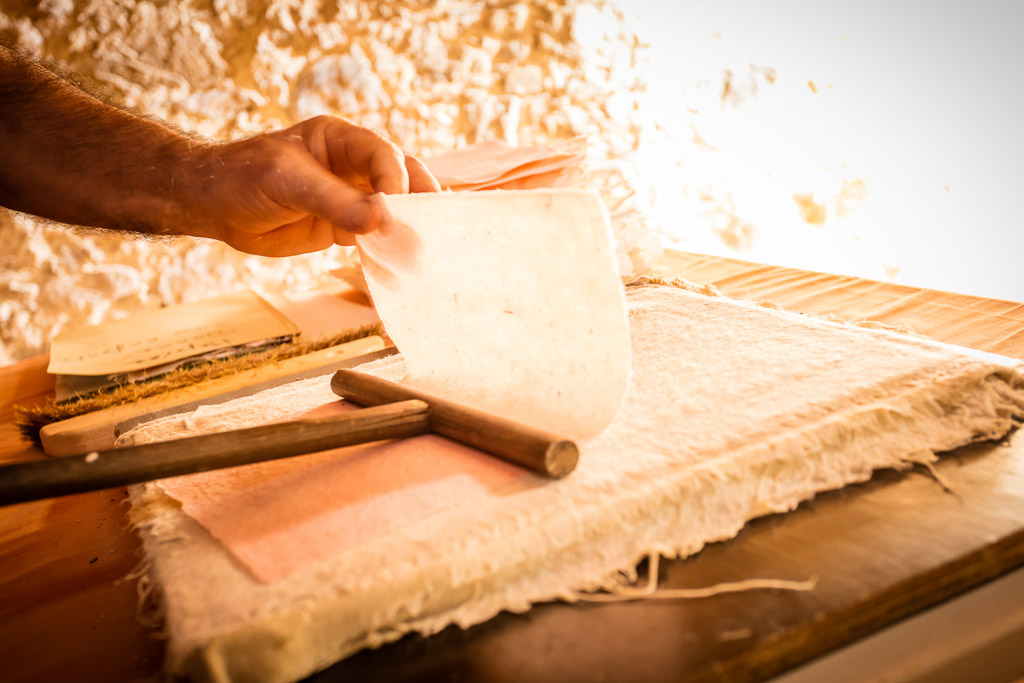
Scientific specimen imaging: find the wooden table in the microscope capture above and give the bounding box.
[2,250,1023,682]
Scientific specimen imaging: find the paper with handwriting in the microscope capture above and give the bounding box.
[48,290,299,376]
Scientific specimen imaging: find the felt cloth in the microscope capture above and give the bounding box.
[127,279,1024,683]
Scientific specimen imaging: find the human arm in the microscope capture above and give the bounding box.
[0,45,439,256]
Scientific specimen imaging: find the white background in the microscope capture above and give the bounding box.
[624,0,1024,301]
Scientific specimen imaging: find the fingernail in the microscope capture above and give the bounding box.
[347,200,374,230]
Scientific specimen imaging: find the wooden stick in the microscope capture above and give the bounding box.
[331,370,579,479]
[0,400,430,507]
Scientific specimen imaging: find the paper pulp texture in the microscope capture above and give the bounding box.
[357,189,631,439]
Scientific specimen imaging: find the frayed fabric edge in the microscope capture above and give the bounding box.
[130,279,1024,683]
[168,364,1024,683]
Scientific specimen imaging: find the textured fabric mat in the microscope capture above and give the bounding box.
[129,280,1024,683]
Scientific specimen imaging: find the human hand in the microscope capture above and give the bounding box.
[2,48,439,253]
[179,116,440,256]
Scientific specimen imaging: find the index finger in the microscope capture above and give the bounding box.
[319,118,410,195]
[405,155,442,192]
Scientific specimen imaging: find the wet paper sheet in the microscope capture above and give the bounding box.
[359,189,631,438]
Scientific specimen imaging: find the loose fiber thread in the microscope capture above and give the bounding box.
[575,553,817,603]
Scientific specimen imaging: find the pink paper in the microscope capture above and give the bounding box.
[158,400,527,583]
[423,139,585,189]
[484,165,584,191]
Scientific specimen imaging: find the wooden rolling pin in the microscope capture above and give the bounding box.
[331,369,579,479]
[0,372,578,507]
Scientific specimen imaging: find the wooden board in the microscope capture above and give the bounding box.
[1,251,1023,682]
[0,483,163,683]
[656,250,1024,358]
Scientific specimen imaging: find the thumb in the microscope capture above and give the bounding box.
[272,153,387,235]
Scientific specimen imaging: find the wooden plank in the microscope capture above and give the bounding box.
[0,354,159,680]
[0,355,55,406]
[657,249,1024,358]
[0,487,164,683]
[0,357,53,463]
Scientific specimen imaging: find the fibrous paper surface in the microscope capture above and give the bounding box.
[358,190,631,439]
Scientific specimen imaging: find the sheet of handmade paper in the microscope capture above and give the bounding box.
[358,189,631,438]
[48,290,299,375]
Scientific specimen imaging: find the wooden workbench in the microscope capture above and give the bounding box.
[2,250,1023,682]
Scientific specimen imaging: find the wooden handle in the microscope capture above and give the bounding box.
[0,400,430,507]
[331,370,579,479]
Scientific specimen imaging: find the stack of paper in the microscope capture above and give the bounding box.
[422,138,585,191]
